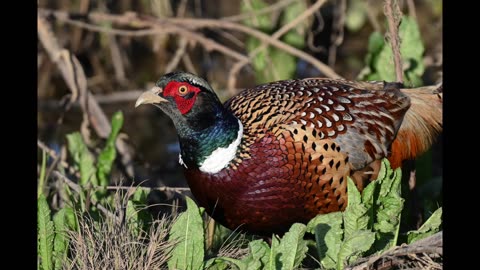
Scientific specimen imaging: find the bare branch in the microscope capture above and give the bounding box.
[384,0,404,83]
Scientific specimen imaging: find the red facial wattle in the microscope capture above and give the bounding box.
[163,81,201,114]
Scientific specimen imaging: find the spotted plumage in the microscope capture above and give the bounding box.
[135,72,442,235]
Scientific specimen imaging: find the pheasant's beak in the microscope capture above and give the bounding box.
[135,86,168,107]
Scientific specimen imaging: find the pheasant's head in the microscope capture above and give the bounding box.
[135,71,242,173]
[135,71,224,132]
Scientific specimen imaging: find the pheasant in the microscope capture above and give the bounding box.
[135,71,442,236]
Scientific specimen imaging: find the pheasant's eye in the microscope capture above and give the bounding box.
[178,85,188,96]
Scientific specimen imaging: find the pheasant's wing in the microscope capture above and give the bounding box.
[224,78,411,169]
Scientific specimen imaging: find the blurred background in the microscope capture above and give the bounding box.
[37,0,442,231]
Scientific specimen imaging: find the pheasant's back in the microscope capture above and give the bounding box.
[184,79,412,234]
[225,78,410,171]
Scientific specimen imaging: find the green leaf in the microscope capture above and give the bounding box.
[336,230,375,269]
[168,196,205,270]
[281,1,309,48]
[407,207,442,244]
[269,236,280,270]
[308,212,343,269]
[247,37,297,84]
[345,0,367,32]
[66,132,97,187]
[63,206,78,231]
[360,16,425,86]
[277,223,308,270]
[132,187,149,204]
[204,258,235,270]
[240,239,271,270]
[372,159,404,251]
[376,16,425,86]
[53,208,69,270]
[343,178,370,239]
[97,111,123,187]
[38,194,54,270]
[241,0,274,32]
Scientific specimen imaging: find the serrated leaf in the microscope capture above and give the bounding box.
[308,212,343,269]
[97,111,123,187]
[337,230,375,269]
[66,132,97,187]
[344,178,370,239]
[240,239,271,270]
[281,1,309,48]
[241,0,274,32]
[407,207,442,244]
[277,223,308,270]
[168,196,205,270]
[53,208,69,270]
[38,194,54,270]
[373,159,403,251]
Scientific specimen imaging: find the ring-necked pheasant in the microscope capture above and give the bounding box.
[135,71,442,235]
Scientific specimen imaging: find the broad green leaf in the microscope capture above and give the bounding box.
[168,196,205,270]
[268,236,280,270]
[309,212,343,270]
[66,132,97,187]
[240,239,271,270]
[38,194,54,270]
[277,223,308,270]
[269,48,297,81]
[205,257,242,270]
[345,0,367,32]
[97,111,123,187]
[53,208,69,270]
[336,230,375,269]
[343,178,370,239]
[247,37,297,84]
[376,16,425,86]
[281,1,309,48]
[373,160,404,251]
[407,207,442,244]
[241,0,274,32]
[361,179,378,229]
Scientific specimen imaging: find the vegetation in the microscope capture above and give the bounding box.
[38,0,442,269]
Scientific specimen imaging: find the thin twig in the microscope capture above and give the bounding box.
[38,14,135,178]
[104,185,190,193]
[222,0,297,22]
[366,0,381,33]
[37,140,77,175]
[328,0,347,67]
[406,0,417,21]
[165,38,188,73]
[228,0,330,93]
[384,0,404,83]
[38,8,340,79]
